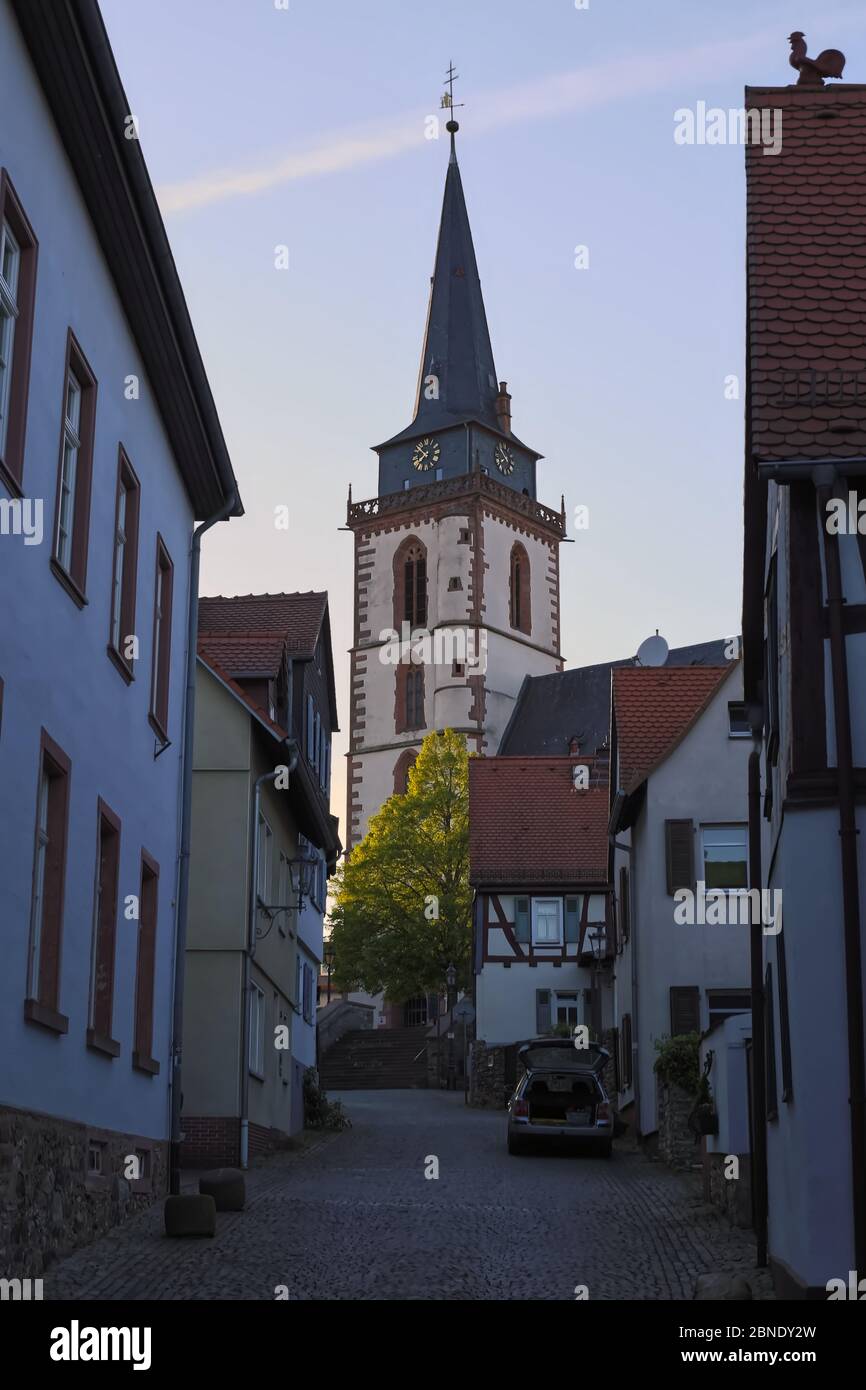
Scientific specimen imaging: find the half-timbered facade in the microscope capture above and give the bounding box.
[469,756,614,1047]
[742,78,866,1298]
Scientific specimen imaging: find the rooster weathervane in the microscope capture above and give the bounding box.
[788,32,846,87]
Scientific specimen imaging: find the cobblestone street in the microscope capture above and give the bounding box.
[45,1091,772,1301]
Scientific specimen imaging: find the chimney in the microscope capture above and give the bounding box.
[495,381,512,435]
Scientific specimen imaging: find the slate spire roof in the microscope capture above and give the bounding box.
[379,135,503,447]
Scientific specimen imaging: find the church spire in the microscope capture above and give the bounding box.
[408,70,501,436]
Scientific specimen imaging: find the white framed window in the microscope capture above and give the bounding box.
[249,981,265,1076]
[553,991,579,1027]
[701,824,748,892]
[707,988,751,1027]
[531,897,563,946]
[257,814,273,905]
[727,702,751,738]
[55,370,82,573]
[0,220,20,458]
[29,768,51,996]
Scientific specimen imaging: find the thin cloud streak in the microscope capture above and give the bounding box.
[153,27,825,215]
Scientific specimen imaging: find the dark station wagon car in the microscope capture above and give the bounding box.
[506,1037,614,1157]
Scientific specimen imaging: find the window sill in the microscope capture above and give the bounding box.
[107,644,134,685]
[50,558,87,609]
[148,712,169,746]
[132,1051,160,1076]
[23,998,69,1034]
[0,456,24,499]
[249,1068,265,1083]
[87,1028,121,1058]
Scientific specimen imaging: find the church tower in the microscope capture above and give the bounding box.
[345,115,565,851]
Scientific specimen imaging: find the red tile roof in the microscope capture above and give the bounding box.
[612,666,732,794]
[197,634,288,675]
[746,85,866,461]
[198,592,327,657]
[469,756,610,886]
[197,648,288,742]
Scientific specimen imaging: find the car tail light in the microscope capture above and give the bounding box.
[596,1101,611,1123]
[512,1098,529,1118]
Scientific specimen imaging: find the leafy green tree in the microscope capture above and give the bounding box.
[329,729,472,1002]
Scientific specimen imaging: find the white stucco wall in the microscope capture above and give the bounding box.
[0,4,196,1144]
[613,664,751,1136]
[700,1013,752,1157]
[477,960,594,1046]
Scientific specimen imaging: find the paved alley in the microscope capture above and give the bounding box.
[46,1090,771,1301]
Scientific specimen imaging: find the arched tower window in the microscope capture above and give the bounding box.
[395,662,425,733]
[393,749,418,795]
[394,536,428,630]
[509,542,531,635]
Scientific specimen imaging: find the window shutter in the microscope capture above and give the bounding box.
[306,695,314,759]
[564,895,580,943]
[665,819,694,895]
[535,989,551,1034]
[669,986,700,1036]
[514,896,530,943]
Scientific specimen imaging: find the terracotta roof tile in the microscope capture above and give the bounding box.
[196,634,287,675]
[198,592,327,657]
[612,666,732,794]
[746,85,866,461]
[197,649,288,742]
[469,756,610,886]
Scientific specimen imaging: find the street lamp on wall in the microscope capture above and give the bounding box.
[323,937,336,1005]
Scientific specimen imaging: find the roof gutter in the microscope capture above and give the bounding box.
[168,489,238,1195]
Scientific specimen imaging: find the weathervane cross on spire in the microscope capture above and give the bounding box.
[440,61,464,157]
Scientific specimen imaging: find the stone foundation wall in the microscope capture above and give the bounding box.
[656,1080,698,1169]
[704,1149,753,1228]
[0,1104,167,1280]
[468,1040,508,1108]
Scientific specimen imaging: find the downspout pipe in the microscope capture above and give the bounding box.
[240,747,299,1170]
[747,743,768,1267]
[816,474,866,1275]
[169,490,238,1197]
[610,824,640,1138]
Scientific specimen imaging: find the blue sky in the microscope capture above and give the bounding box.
[101,0,866,833]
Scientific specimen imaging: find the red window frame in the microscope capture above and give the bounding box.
[51,330,97,606]
[87,799,121,1056]
[0,169,38,496]
[24,730,71,1034]
[107,447,141,682]
[149,535,174,739]
[133,850,160,1074]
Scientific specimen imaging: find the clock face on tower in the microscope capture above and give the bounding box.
[411,437,440,471]
[495,441,515,475]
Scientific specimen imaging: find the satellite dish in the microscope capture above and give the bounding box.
[636,632,669,668]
